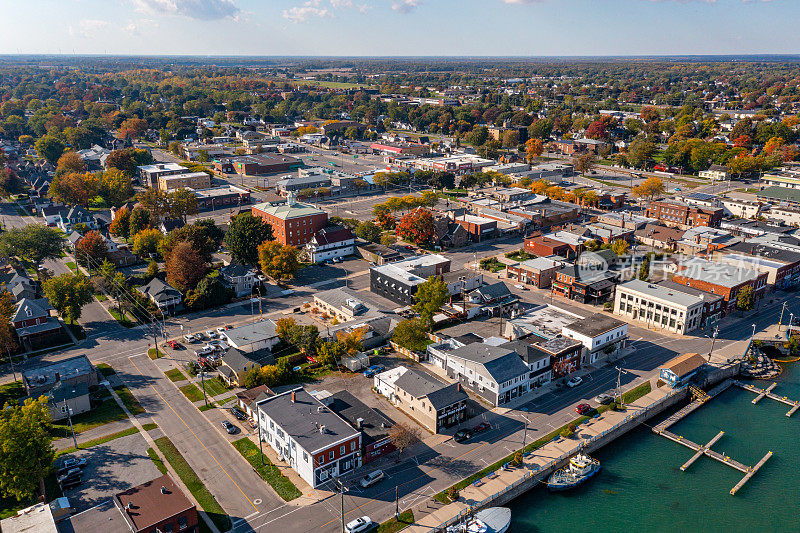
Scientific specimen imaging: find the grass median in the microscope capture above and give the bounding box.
[378,510,414,533]
[154,436,230,532]
[180,384,206,403]
[435,381,652,504]
[165,368,187,382]
[114,385,145,416]
[232,437,302,501]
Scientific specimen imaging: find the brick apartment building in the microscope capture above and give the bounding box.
[646,199,723,229]
[157,171,211,192]
[524,234,574,258]
[251,194,328,247]
[215,154,303,176]
[671,258,768,313]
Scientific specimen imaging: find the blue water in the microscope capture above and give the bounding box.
[508,364,800,533]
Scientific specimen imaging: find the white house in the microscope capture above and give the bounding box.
[698,164,729,181]
[373,366,408,400]
[222,319,280,354]
[720,198,762,219]
[561,313,628,365]
[614,279,705,335]
[305,226,356,263]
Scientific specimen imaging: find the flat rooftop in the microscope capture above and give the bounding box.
[677,258,762,288]
[617,279,704,308]
[564,313,626,337]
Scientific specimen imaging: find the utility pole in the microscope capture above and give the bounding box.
[395,485,399,519]
[779,302,788,330]
[338,478,346,533]
[64,400,77,450]
[707,326,719,362]
[200,368,208,407]
[256,412,265,464]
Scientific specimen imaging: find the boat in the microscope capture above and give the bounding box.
[547,453,601,491]
[447,507,511,533]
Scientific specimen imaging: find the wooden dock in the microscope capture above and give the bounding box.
[734,381,800,417]
[651,380,771,495]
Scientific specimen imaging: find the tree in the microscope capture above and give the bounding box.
[355,221,382,243]
[258,241,300,281]
[55,151,86,175]
[225,213,274,266]
[160,219,224,262]
[42,273,92,323]
[397,209,435,246]
[626,139,656,169]
[166,241,208,291]
[146,259,160,280]
[109,207,132,241]
[128,207,152,237]
[631,177,665,202]
[611,239,629,256]
[74,230,107,267]
[392,318,428,352]
[0,225,64,265]
[525,138,543,163]
[185,271,233,310]
[132,229,164,257]
[34,135,65,165]
[0,290,17,354]
[0,397,55,501]
[99,168,133,206]
[275,317,296,342]
[316,338,345,368]
[501,129,519,148]
[388,423,421,459]
[736,286,755,312]
[49,172,99,206]
[573,152,596,175]
[117,118,148,140]
[168,188,199,221]
[638,255,650,281]
[336,326,366,356]
[413,276,449,330]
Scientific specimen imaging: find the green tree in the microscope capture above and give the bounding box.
[128,207,152,236]
[42,273,92,324]
[0,225,64,265]
[34,135,65,165]
[0,397,55,501]
[225,213,274,266]
[355,221,381,243]
[413,276,449,330]
[99,168,133,206]
[392,318,428,352]
[185,271,233,311]
[736,286,755,312]
[611,239,629,256]
[626,139,656,169]
[167,188,199,221]
[159,219,224,263]
[132,229,164,257]
[146,260,160,280]
[638,255,650,281]
[573,152,596,174]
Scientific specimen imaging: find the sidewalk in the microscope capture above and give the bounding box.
[52,417,135,450]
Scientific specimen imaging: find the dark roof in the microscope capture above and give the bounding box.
[723,242,800,264]
[220,263,254,278]
[448,343,530,384]
[502,336,581,363]
[472,281,514,302]
[160,217,185,233]
[564,313,626,338]
[222,347,274,371]
[12,297,51,322]
[236,384,274,406]
[256,388,360,453]
[313,225,355,246]
[115,474,195,532]
[393,368,467,410]
[137,278,181,303]
[452,333,483,345]
[328,390,394,445]
[655,280,724,303]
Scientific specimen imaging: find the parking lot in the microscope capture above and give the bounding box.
[60,432,161,512]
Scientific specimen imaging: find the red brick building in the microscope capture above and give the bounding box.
[251,194,329,247]
[524,234,573,258]
[646,200,723,229]
[671,258,768,313]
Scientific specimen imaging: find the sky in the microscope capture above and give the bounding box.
[0,0,797,57]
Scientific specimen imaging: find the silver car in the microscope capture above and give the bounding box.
[359,470,385,488]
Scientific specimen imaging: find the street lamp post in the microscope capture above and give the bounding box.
[707,326,719,362]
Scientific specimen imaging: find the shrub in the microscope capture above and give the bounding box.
[446,486,459,501]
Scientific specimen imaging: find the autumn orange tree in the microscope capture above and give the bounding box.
[109,207,131,241]
[257,241,300,281]
[525,138,543,163]
[74,230,107,267]
[49,172,99,206]
[165,241,208,292]
[397,208,434,246]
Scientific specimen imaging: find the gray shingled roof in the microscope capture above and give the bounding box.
[393,368,467,410]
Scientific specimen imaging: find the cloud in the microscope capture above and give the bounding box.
[392,0,420,12]
[283,0,331,23]
[133,0,240,20]
[68,19,110,38]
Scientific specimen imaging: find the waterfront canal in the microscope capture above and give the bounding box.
[509,363,800,532]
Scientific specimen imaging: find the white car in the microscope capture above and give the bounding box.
[344,516,374,533]
[359,470,385,488]
[205,330,218,339]
[216,327,227,334]
[566,376,583,388]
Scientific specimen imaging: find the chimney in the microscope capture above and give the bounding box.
[54,372,60,382]
[160,486,168,494]
[291,390,296,403]
[356,417,364,429]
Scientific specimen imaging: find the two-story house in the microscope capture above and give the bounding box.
[561,313,628,365]
[219,263,259,297]
[444,343,533,407]
[136,279,182,314]
[304,226,356,263]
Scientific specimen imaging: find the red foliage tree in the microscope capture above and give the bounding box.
[75,230,108,267]
[397,208,435,246]
[165,241,208,292]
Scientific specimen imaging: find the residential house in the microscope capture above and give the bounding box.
[432,214,469,249]
[22,354,97,397]
[634,223,685,251]
[468,281,520,317]
[614,279,705,335]
[304,226,355,263]
[12,298,61,344]
[236,384,275,418]
[219,348,273,387]
[256,388,362,488]
[506,257,566,289]
[137,279,182,313]
[159,217,186,235]
[698,164,729,181]
[392,368,468,433]
[443,343,533,406]
[26,381,91,421]
[57,206,95,233]
[561,313,628,365]
[219,263,259,297]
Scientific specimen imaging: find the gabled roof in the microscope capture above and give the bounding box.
[471,281,514,302]
[448,343,530,384]
[65,205,89,220]
[137,278,181,303]
[220,263,254,278]
[12,298,50,322]
[160,217,185,233]
[660,352,706,378]
[311,225,355,246]
[393,368,468,410]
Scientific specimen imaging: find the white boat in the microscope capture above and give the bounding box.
[447,507,511,533]
[547,453,601,491]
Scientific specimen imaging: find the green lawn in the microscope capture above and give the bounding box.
[199,377,228,397]
[147,447,168,475]
[96,363,115,377]
[165,369,187,382]
[180,384,205,403]
[148,348,164,359]
[378,510,414,533]
[114,385,145,415]
[232,438,302,501]
[198,402,216,411]
[154,436,230,532]
[55,426,140,458]
[108,308,135,327]
[218,396,238,406]
[51,397,127,435]
[142,423,158,431]
[65,261,78,273]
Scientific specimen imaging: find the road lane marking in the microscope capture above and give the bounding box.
[128,355,259,512]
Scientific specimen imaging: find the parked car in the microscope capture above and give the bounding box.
[221,421,239,435]
[56,457,86,475]
[454,429,473,443]
[472,422,490,433]
[195,347,213,357]
[167,340,181,349]
[359,470,385,488]
[206,330,218,339]
[56,468,82,484]
[344,517,374,533]
[363,364,386,378]
[229,407,247,421]
[184,334,197,344]
[216,326,227,334]
[566,376,583,388]
[594,393,614,405]
[575,403,592,415]
[59,476,82,489]
[193,333,205,342]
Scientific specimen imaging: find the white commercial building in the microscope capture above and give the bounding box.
[561,313,628,365]
[614,279,705,335]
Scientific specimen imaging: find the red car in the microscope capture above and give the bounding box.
[575,403,592,415]
[167,340,180,349]
[473,422,490,433]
